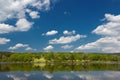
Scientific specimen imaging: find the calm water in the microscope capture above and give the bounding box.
[0,63,120,80]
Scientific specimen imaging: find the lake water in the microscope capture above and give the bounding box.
[0,63,120,80]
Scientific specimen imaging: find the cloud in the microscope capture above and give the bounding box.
[43,30,58,36]
[29,11,40,19]
[76,14,120,53]
[0,0,50,22]
[0,23,15,34]
[9,43,35,51]
[25,47,35,51]
[26,9,40,19]
[76,37,120,53]
[0,18,33,34]
[92,14,120,36]
[0,0,51,34]
[0,38,10,44]
[63,30,76,35]
[49,34,86,44]
[43,45,54,51]
[61,45,73,49]
[16,18,33,31]
[9,43,28,50]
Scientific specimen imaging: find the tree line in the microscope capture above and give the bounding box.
[0,52,120,63]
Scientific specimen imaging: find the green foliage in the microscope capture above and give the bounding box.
[0,52,120,63]
[34,58,46,63]
[2,55,8,62]
[9,53,34,62]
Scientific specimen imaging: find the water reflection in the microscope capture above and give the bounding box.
[0,63,120,72]
[0,63,120,80]
[0,71,120,80]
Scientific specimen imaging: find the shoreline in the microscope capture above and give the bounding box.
[0,61,120,64]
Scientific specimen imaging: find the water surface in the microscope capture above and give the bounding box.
[0,63,120,80]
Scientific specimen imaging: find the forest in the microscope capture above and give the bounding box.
[0,52,120,63]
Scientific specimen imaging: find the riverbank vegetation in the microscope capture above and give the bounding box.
[0,52,120,63]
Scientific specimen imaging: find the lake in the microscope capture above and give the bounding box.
[0,63,120,80]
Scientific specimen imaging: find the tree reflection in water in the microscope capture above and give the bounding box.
[0,63,120,80]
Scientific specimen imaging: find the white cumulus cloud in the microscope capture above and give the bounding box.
[44,30,58,36]
[61,45,73,49]
[63,30,76,35]
[0,18,33,34]
[0,24,15,34]
[9,43,35,51]
[15,18,33,31]
[0,38,10,44]
[43,45,54,51]
[0,0,51,34]
[9,43,28,50]
[29,11,40,19]
[0,0,50,22]
[92,14,120,36]
[76,14,120,53]
[49,34,86,44]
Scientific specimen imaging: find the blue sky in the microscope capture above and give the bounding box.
[0,0,120,53]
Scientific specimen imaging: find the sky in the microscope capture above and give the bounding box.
[0,0,120,53]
